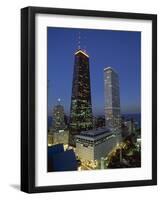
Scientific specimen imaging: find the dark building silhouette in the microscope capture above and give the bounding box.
[95,116,105,128]
[48,144,78,172]
[69,49,93,146]
[52,150,78,171]
[48,144,64,172]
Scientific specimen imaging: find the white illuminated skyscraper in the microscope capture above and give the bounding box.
[104,67,121,130]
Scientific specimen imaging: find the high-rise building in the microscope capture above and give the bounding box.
[69,49,93,146]
[52,99,66,131]
[104,67,121,129]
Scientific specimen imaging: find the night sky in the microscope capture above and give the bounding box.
[47,27,141,116]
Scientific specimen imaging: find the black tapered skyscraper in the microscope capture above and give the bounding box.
[69,49,93,146]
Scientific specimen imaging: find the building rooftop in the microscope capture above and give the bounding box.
[104,66,113,71]
[104,67,118,75]
[75,49,89,58]
[76,127,114,141]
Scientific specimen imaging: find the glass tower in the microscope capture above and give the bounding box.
[104,67,121,129]
[69,49,93,146]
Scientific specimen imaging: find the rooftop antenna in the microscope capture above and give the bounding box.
[83,35,86,52]
[78,31,81,50]
[84,45,87,53]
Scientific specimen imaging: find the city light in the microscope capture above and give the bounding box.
[47,45,141,172]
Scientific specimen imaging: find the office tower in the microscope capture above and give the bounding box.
[104,67,121,129]
[69,49,93,146]
[53,99,66,131]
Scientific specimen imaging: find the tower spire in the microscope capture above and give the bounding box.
[78,31,81,50]
[76,31,88,56]
[83,36,86,53]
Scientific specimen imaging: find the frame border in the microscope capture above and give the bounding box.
[21,6,157,193]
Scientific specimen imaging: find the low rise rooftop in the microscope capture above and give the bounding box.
[76,127,114,141]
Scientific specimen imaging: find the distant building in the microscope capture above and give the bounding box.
[104,67,121,129]
[121,123,129,138]
[69,49,93,146]
[121,119,137,138]
[95,116,105,128]
[64,114,69,128]
[48,130,69,146]
[52,99,66,131]
[136,138,141,150]
[124,120,136,135]
[48,133,54,146]
[75,128,121,161]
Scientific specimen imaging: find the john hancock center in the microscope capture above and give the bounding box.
[47,29,141,172]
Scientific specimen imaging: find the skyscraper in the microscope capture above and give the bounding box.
[53,99,66,131]
[104,67,121,129]
[69,49,93,146]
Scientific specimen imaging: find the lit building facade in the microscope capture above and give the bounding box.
[53,100,66,131]
[104,67,121,129]
[75,128,121,161]
[48,133,54,146]
[69,49,93,146]
[121,119,137,138]
[124,120,136,135]
[48,130,69,146]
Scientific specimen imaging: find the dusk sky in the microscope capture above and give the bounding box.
[47,27,141,116]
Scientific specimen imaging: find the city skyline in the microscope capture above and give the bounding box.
[47,27,141,116]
